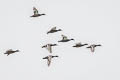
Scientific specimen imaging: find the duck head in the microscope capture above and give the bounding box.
[70,39,74,41]
[15,50,19,52]
[40,13,46,15]
[58,29,62,31]
[55,55,59,57]
[47,31,50,34]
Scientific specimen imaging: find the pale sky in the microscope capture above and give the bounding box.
[0,0,120,80]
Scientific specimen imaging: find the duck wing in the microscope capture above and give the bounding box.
[43,56,48,59]
[51,27,56,31]
[33,7,39,15]
[61,35,68,40]
[6,49,13,52]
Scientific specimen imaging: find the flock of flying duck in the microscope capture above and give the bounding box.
[3,7,102,67]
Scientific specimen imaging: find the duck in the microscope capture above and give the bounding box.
[42,44,57,53]
[4,49,20,56]
[43,55,58,67]
[58,35,74,42]
[86,44,101,52]
[47,27,62,34]
[30,7,45,17]
[73,42,88,48]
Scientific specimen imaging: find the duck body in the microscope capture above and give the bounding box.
[4,49,19,56]
[43,55,58,67]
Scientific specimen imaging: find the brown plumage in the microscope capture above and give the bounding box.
[4,49,20,56]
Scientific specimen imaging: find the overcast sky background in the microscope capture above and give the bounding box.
[0,0,120,80]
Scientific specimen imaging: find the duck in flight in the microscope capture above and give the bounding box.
[86,44,102,52]
[30,7,45,17]
[4,49,20,56]
[58,35,74,42]
[47,27,62,34]
[42,44,57,53]
[43,55,58,67]
[73,42,88,48]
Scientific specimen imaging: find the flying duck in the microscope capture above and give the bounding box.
[58,35,74,42]
[30,7,45,17]
[4,49,20,56]
[42,44,57,53]
[73,42,88,48]
[86,44,101,52]
[43,55,58,67]
[47,27,62,34]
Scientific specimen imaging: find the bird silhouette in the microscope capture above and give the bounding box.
[42,44,58,53]
[30,7,45,17]
[86,44,101,52]
[73,42,88,48]
[43,55,58,67]
[4,49,20,56]
[58,35,74,42]
[47,27,62,34]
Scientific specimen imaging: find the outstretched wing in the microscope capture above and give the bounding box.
[86,46,91,48]
[43,56,48,59]
[51,27,56,30]
[61,35,68,40]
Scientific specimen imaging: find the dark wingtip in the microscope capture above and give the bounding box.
[84,44,88,45]
[41,14,46,15]
[47,32,49,34]
[54,44,58,46]
[58,41,60,42]
[71,39,75,41]
[72,46,76,47]
[55,55,59,57]
[86,46,90,48]
[96,44,102,46]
